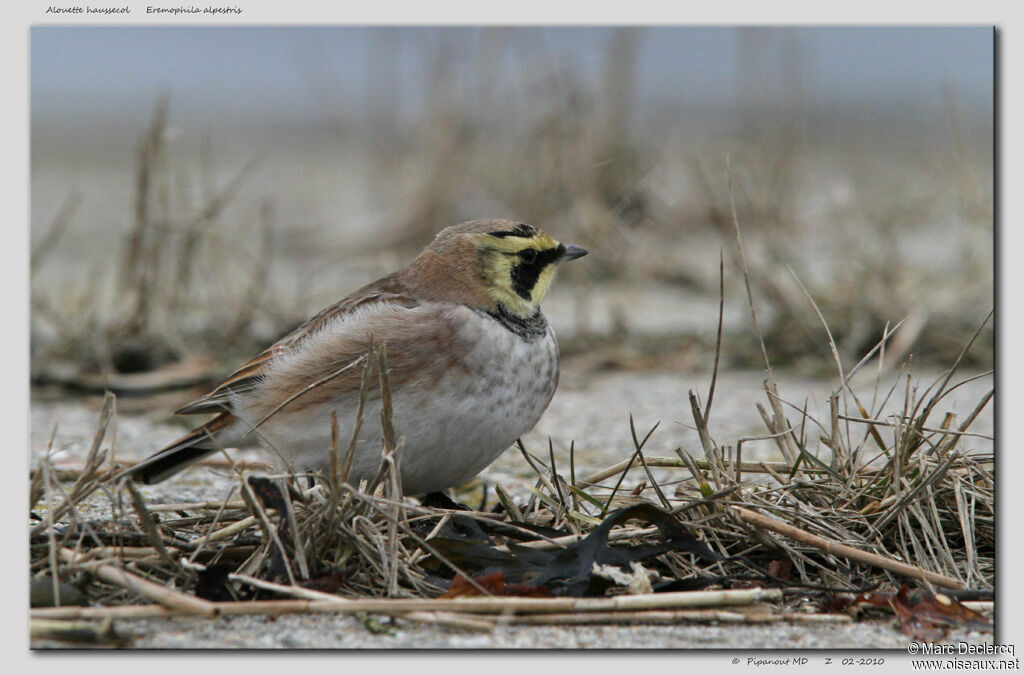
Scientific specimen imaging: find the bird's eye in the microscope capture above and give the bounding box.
[519,248,537,264]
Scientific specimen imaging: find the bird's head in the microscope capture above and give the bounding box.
[417,219,587,318]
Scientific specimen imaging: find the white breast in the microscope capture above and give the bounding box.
[232,304,559,495]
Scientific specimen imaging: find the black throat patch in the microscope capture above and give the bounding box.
[483,305,549,341]
[510,245,564,300]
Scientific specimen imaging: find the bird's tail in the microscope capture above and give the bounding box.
[121,412,236,485]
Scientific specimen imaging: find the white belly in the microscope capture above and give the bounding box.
[232,306,559,495]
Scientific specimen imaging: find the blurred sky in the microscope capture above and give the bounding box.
[31,26,992,131]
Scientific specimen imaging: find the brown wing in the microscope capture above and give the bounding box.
[241,299,464,426]
[175,273,419,416]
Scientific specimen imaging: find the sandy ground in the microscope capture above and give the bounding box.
[31,613,993,650]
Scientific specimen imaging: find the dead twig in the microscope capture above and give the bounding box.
[731,506,966,589]
[58,548,218,616]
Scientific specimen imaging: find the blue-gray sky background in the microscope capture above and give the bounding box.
[31,26,992,132]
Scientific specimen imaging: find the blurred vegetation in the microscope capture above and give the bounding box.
[30,28,993,391]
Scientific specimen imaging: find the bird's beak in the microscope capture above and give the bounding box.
[558,244,588,263]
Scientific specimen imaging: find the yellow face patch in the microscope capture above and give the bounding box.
[472,230,564,318]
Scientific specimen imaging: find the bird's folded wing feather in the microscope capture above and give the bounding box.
[176,274,423,417]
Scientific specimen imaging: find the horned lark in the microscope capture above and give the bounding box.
[126,219,587,495]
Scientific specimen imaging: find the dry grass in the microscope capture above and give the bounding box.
[31,97,267,389]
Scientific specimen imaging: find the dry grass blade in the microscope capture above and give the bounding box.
[578,456,818,487]
[377,344,398,452]
[339,348,373,490]
[546,439,568,516]
[628,416,672,510]
[125,480,178,568]
[31,617,125,647]
[873,452,960,533]
[224,203,275,341]
[731,507,966,589]
[31,190,83,270]
[600,419,659,515]
[42,456,61,607]
[252,353,369,431]
[240,477,297,586]
[32,588,782,620]
[328,410,340,496]
[29,462,46,513]
[351,487,490,597]
[727,156,772,375]
[494,482,524,521]
[703,250,726,422]
[689,391,723,488]
[120,94,168,292]
[897,310,993,465]
[788,266,847,383]
[31,393,115,538]
[196,566,493,632]
[279,477,310,580]
[188,513,259,550]
[59,548,218,616]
